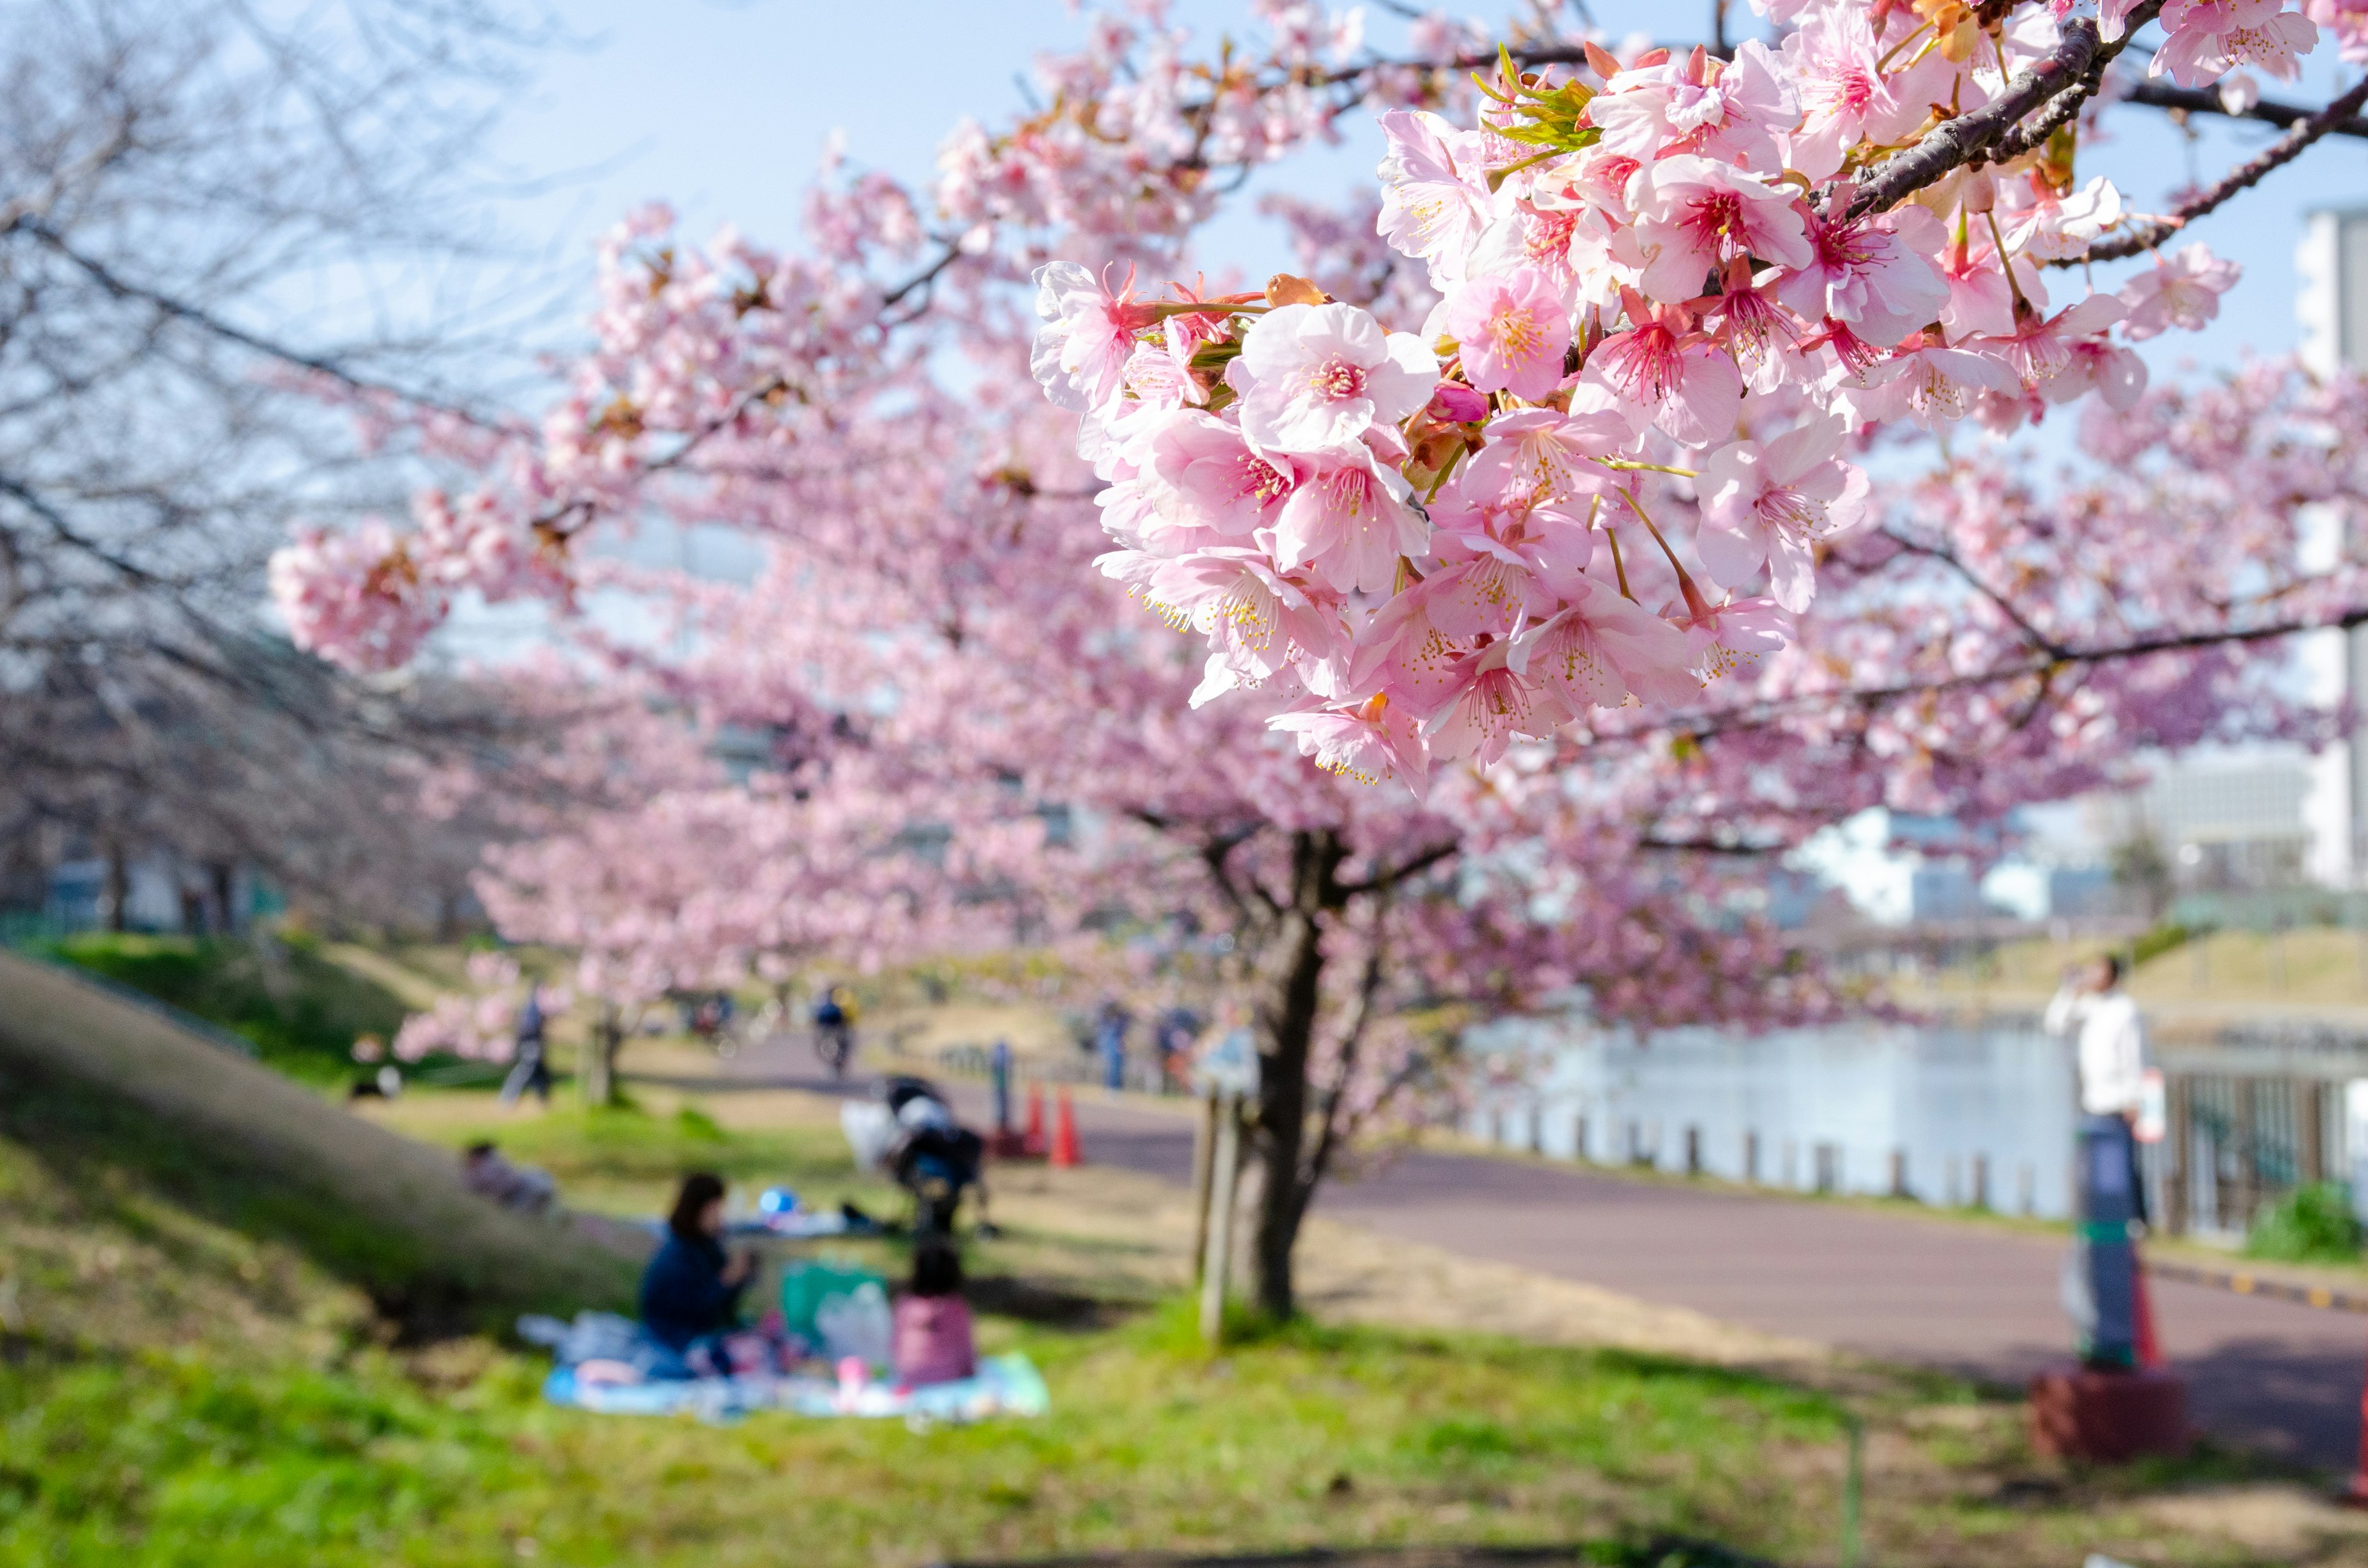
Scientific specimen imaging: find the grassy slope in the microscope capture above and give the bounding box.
[33,931,416,1086]
[1,952,2353,1566]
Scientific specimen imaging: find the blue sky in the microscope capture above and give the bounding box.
[485,1,2368,378]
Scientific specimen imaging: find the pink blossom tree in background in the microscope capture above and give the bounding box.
[273,1,2368,1313]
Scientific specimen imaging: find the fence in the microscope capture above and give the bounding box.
[1479,1069,2361,1238]
[2160,1072,2348,1236]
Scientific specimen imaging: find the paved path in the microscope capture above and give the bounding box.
[708,1044,2368,1471]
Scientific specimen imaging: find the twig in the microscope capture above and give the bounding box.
[1843,2,2161,220]
[2121,78,2368,140]
[2057,73,2368,264]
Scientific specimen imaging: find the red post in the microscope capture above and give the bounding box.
[2348,1328,2368,1506]
[1050,1086,1083,1168]
[1023,1083,1046,1155]
[2133,1254,2163,1371]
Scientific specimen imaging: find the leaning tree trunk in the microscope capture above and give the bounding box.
[1246,827,1345,1321]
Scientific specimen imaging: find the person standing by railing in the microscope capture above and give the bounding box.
[2045,953,2154,1368]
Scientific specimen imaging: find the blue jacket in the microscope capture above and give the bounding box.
[638,1233,746,1350]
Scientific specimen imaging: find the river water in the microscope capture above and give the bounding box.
[1463,1016,2084,1220]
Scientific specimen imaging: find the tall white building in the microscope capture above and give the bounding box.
[2296,208,2368,887]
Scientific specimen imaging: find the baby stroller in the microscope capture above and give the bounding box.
[843,1077,988,1237]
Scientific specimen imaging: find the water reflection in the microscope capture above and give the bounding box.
[1465,1018,2081,1220]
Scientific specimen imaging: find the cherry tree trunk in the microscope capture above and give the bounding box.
[1246,827,1343,1321]
[582,1004,624,1107]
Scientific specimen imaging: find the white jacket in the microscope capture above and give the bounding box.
[2043,985,2150,1117]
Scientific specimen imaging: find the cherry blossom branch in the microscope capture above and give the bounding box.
[1873,528,2070,659]
[2056,73,2368,265]
[1844,2,2161,220]
[1335,838,1460,898]
[1667,597,2368,743]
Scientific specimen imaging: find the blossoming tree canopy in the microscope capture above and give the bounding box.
[1026,0,2368,790]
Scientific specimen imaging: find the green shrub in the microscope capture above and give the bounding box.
[2245,1180,2363,1263]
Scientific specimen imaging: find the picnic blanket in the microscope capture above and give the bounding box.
[540,1352,1049,1424]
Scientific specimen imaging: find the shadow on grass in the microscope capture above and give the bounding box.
[943,1537,1774,1568]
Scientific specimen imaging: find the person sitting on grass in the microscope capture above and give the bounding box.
[892,1239,976,1388]
[639,1172,754,1373]
[460,1141,557,1214]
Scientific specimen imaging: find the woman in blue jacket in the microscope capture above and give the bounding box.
[639,1172,753,1365]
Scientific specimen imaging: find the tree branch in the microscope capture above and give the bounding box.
[1335,837,1460,899]
[1875,527,2068,658]
[1663,597,2368,743]
[14,218,508,431]
[2120,79,2368,141]
[1843,3,2161,221]
[2056,73,2368,265]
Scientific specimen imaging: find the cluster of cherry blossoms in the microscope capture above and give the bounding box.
[1037,2,2276,793]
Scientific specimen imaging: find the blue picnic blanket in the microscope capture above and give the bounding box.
[541,1352,1049,1424]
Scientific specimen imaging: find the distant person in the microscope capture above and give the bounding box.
[892,1239,977,1387]
[639,1172,755,1365]
[500,985,552,1106]
[460,1141,556,1214]
[1093,999,1131,1091]
[1152,1006,1201,1091]
[813,985,856,1076]
[2044,954,2150,1143]
[2045,952,2154,1367]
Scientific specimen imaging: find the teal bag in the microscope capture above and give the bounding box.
[781,1260,886,1342]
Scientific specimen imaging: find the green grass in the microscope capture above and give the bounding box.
[0,1078,2325,1567]
[0,1295,1857,1566]
[33,932,411,1085]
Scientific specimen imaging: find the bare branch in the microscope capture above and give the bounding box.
[2121,78,2368,140]
[2055,73,2368,265]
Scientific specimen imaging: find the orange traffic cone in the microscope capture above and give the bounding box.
[1050,1086,1083,1168]
[1023,1083,1046,1156]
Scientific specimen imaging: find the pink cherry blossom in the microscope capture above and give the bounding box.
[1697,417,1871,612]
[1782,6,1936,180]
[2153,0,2318,85]
[2118,244,2244,340]
[1774,204,1951,348]
[1151,411,1300,535]
[1269,696,1429,792]
[1233,301,1437,453]
[1032,261,1156,413]
[1269,446,1428,593]
[2305,0,2368,60]
[1587,41,1799,167]
[1581,298,1745,447]
[1515,578,1702,712]
[1985,295,2129,396]
[1849,337,2025,429]
[1423,639,1537,766]
[1441,267,1573,401]
[1667,594,1791,683]
[1459,406,1630,519]
[1622,155,1813,306]
[1374,109,1489,285]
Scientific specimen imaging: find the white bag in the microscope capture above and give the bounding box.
[841,1101,898,1174]
[814,1280,894,1369]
